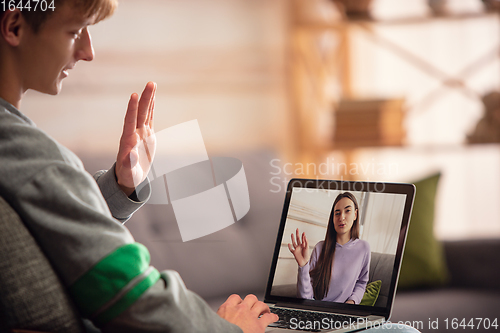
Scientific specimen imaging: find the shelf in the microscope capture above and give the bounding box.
[295,11,500,30]
[286,0,500,165]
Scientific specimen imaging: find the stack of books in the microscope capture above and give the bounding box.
[333,98,405,148]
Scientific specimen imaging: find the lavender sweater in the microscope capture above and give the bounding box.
[297,238,370,304]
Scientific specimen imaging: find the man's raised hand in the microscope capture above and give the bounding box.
[115,81,156,196]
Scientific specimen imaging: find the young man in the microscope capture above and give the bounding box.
[0,0,278,332]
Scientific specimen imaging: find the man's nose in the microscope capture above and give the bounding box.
[75,27,94,62]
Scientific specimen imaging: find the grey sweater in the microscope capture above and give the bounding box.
[0,98,241,333]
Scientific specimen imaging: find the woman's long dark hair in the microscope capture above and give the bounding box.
[309,192,360,300]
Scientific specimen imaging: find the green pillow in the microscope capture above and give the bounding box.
[360,280,382,306]
[398,173,449,289]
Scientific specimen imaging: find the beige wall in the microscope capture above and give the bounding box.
[21,0,289,155]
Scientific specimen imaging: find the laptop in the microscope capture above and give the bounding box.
[264,178,415,332]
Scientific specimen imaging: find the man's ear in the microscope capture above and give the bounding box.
[1,9,25,47]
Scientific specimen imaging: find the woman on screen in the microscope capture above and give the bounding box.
[288,192,370,304]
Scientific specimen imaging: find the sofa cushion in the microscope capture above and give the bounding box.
[398,173,448,289]
[0,196,84,333]
[360,280,381,306]
[444,239,500,291]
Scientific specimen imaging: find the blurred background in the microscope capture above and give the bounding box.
[20,0,500,330]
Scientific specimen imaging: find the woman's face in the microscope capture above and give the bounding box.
[333,197,357,236]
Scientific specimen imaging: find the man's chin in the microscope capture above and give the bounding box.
[51,81,64,95]
[34,83,63,96]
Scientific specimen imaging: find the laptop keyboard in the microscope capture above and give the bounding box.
[269,307,357,332]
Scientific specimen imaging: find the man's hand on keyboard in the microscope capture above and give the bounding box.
[217,294,279,333]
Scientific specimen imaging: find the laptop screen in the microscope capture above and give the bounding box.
[265,179,415,319]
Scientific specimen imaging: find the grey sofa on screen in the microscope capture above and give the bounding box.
[369,252,395,308]
[270,251,396,308]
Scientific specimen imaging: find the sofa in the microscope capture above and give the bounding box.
[87,150,497,333]
[81,150,500,332]
[390,239,500,333]
[2,149,499,332]
[0,195,84,333]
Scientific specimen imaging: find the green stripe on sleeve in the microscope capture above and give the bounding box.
[94,268,161,325]
[69,243,150,317]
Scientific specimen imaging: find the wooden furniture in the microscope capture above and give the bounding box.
[333,98,405,149]
[285,0,500,179]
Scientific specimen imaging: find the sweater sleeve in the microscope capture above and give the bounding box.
[297,242,321,299]
[348,241,370,304]
[93,163,151,223]
[101,271,243,333]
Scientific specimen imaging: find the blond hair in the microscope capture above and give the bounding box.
[1,0,118,32]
